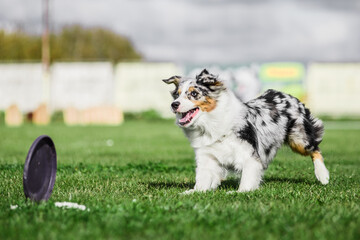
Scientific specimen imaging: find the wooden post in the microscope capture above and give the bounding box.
[40,0,50,124]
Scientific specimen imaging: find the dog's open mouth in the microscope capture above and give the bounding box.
[179,108,200,125]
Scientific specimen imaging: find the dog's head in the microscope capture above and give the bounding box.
[163,69,226,128]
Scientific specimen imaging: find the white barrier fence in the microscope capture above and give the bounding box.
[0,63,43,113]
[0,62,181,118]
[0,62,359,118]
[51,62,114,110]
[306,63,360,116]
[115,62,181,118]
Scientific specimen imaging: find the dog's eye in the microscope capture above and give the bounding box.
[191,91,198,98]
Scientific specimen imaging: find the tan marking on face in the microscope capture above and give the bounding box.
[289,141,309,156]
[311,151,323,162]
[192,96,217,112]
[178,89,182,95]
[188,86,195,92]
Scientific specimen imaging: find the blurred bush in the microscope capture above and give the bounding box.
[0,111,4,125]
[50,110,64,123]
[0,31,41,60]
[124,110,165,121]
[0,25,141,62]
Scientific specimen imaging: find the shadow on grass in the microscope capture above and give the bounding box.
[145,176,312,191]
[220,177,313,190]
[264,176,313,185]
[146,179,240,190]
[219,179,239,190]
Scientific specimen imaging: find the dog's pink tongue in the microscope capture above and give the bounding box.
[180,111,191,123]
[180,108,199,123]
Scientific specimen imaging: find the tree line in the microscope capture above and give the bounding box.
[0,25,141,62]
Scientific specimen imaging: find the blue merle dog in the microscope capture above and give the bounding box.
[163,69,329,193]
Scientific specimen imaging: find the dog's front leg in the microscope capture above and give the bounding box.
[238,157,264,192]
[182,153,223,194]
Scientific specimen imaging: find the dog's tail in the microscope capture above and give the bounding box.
[303,108,324,152]
[304,110,329,185]
[288,107,329,185]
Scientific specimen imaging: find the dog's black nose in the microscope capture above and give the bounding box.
[171,101,180,111]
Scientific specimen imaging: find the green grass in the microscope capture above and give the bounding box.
[0,120,359,240]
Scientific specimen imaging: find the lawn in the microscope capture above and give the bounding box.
[0,120,359,240]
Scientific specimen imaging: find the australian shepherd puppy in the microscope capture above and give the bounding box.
[163,69,329,193]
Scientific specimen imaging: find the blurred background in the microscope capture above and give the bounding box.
[0,0,359,126]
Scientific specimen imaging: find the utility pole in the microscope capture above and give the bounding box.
[42,0,50,73]
[38,0,50,125]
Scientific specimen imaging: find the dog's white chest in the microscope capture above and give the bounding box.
[195,133,254,170]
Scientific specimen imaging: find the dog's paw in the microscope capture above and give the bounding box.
[180,189,196,195]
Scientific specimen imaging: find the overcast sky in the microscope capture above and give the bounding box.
[0,0,359,63]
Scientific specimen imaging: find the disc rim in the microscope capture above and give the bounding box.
[23,135,57,202]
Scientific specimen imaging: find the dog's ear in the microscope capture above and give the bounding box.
[162,75,181,87]
[196,69,223,87]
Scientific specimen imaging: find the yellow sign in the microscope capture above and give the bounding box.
[260,63,304,82]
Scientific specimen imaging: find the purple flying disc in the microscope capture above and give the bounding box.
[23,135,57,202]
